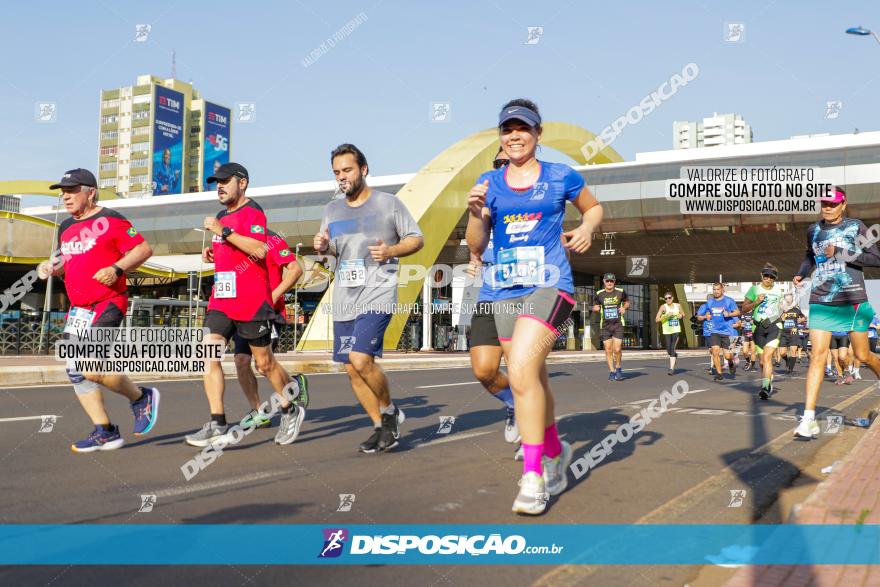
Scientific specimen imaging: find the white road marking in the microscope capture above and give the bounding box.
[155,471,287,498]
[415,430,494,448]
[416,381,482,389]
[0,415,62,423]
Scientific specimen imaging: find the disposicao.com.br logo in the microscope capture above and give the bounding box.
[318,528,563,558]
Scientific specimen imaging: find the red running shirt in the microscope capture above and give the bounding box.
[208,199,274,321]
[265,229,296,321]
[57,208,144,308]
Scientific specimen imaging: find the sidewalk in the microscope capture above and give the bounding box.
[725,416,880,586]
[0,349,708,387]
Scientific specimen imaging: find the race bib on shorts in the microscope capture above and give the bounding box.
[64,307,96,335]
[214,271,237,299]
[495,246,545,288]
[338,259,366,288]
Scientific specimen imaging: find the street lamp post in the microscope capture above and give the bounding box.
[293,242,302,352]
[846,26,880,44]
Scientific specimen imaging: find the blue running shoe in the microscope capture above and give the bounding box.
[131,386,160,436]
[608,372,615,382]
[72,425,124,453]
[615,368,623,381]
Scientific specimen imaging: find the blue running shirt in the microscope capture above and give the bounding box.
[480,161,584,301]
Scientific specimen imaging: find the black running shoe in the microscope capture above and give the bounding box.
[758,386,771,401]
[728,359,737,377]
[713,373,723,382]
[359,428,381,453]
[377,414,399,452]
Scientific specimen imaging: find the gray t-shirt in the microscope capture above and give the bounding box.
[320,190,422,321]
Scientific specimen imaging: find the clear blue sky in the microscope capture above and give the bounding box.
[3,0,879,204]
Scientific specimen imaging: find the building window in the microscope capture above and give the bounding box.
[100,146,118,156]
[100,130,118,141]
[131,158,148,168]
[99,179,117,189]
[101,98,119,109]
[132,110,150,121]
[101,115,119,125]
[132,126,150,137]
[99,162,117,172]
[130,142,150,153]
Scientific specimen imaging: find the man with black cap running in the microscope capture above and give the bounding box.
[185,162,305,447]
[593,273,629,381]
[38,168,158,452]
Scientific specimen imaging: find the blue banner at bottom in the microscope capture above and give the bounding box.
[1,524,879,565]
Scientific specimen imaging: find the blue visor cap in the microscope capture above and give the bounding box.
[498,106,541,128]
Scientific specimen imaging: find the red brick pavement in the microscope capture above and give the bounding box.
[725,422,880,586]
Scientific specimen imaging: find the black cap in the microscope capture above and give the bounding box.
[206,162,249,184]
[603,272,616,281]
[49,168,97,190]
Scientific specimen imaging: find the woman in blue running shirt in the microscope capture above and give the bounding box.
[466,99,603,515]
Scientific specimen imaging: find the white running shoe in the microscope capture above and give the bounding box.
[275,405,306,445]
[793,418,820,440]
[504,407,520,443]
[512,472,549,515]
[542,441,573,496]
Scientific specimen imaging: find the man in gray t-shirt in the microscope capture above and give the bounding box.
[314,144,423,454]
[319,189,422,321]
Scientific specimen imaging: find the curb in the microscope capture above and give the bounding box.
[0,350,710,387]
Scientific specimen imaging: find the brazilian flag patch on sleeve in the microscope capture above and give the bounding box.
[127,227,138,237]
[280,249,291,257]
[250,225,265,234]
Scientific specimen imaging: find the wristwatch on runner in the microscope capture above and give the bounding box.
[221,226,234,241]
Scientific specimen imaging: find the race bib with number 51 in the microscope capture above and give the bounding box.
[495,246,545,289]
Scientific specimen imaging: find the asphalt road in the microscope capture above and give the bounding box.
[1,355,878,586]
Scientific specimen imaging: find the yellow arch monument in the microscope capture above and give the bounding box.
[298,121,623,351]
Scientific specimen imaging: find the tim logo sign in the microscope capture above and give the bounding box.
[208,111,228,126]
[158,95,180,111]
[318,528,348,558]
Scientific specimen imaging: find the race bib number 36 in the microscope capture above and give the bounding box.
[65,307,96,335]
[215,271,237,299]
[495,246,545,288]
[338,259,366,288]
